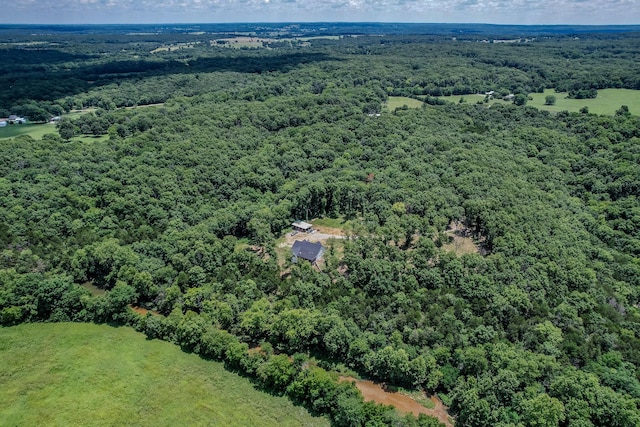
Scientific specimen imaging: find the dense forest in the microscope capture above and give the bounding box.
[1,24,640,426]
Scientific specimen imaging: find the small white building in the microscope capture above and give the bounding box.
[292,220,314,233]
[8,115,26,124]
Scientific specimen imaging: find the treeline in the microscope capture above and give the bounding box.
[0,270,442,427]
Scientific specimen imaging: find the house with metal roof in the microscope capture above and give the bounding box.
[291,240,324,265]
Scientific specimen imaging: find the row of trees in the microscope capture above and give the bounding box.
[0,270,442,427]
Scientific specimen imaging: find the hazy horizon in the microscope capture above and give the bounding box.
[3,0,639,26]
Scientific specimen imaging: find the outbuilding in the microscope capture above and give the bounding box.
[292,220,314,233]
[8,115,26,124]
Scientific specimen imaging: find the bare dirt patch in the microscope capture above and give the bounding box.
[128,305,161,317]
[279,224,347,248]
[340,377,454,426]
[442,220,489,256]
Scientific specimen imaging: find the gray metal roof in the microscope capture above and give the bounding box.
[292,220,313,230]
[292,240,323,262]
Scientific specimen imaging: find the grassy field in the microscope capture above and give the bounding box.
[385,96,424,110]
[0,123,58,140]
[437,88,639,115]
[311,216,352,229]
[527,88,640,115]
[0,323,329,427]
[213,37,276,48]
[0,123,109,143]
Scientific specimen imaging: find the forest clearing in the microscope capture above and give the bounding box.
[442,221,487,257]
[341,377,454,427]
[527,88,640,114]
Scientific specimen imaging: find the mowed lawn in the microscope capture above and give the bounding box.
[0,123,58,140]
[0,323,329,427]
[0,123,108,143]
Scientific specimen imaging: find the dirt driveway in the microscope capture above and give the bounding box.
[340,377,454,426]
[279,225,346,248]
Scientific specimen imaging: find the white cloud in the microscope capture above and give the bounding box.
[4,0,640,24]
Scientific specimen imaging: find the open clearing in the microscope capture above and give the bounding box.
[151,42,199,53]
[386,96,424,110]
[80,281,106,296]
[0,105,161,142]
[527,88,640,115]
[0,323,329,427]
[276,218,348,267]
[211,36,341,49]
[0,123,57,140]
[212,37,278,48]
[437,88,639,115]
[281,227,346,247]
[442,220,487,256]
[340,377,454,427]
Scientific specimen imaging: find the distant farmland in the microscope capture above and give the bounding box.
[436,88,640,116]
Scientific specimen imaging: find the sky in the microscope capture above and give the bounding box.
[3,0,639,25]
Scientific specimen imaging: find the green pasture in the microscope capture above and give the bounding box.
[311,216,352,229]
[385,96,424,110]
[437,88,639,115]
[527,88,640,115]
[0,123,57,140]
[0,123,108,143]
[0,323,329,427]
[75,134,110,143]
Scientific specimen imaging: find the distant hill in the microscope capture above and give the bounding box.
[1,22,639,37]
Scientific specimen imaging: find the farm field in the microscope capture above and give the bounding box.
[527,88,640,115]
[0,323,329,427]
[438,88,640,115]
